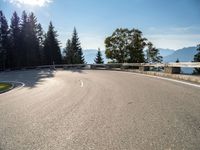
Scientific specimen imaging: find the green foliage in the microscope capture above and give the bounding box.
[36,23,45,64]
[105,28,162,63]
[105,28,129,63]
[194,44,200,73]
[0,11,9,70]
[127,29,147,63]
[43,22,62,65]
[9,11,21,68]
[146,42,163,63]
[94,48,104,64]
[63,39,72,64]
[0,10,63,70]
[64,28,85,64]
[0,83,12,92]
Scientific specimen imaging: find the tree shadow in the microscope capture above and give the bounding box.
[0,69,55,88]
[69,69,85,74]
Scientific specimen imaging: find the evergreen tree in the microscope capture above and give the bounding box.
[194,44,200,73]
[26,12,40,66]
[176,58,180,63]
[0,11,9,70]
[94,48,104,64]
[20,11,29,67]
[43,22,62,65]
[9,11,21,68]
[146,42,163,63]
[36,23,45,65]
[63,39,73,64]
[64,28,84,64]
[71,28,84,64]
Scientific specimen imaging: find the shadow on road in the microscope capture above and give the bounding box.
[0,69,55,88]
[69,69,86,74]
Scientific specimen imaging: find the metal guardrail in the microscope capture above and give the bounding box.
[35,62,200,70]
[164,62,200,68]
[123,62,200,68]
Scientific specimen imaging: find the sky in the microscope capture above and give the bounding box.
[1,0,200,50]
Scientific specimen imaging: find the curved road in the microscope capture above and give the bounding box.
[0,69,200,150]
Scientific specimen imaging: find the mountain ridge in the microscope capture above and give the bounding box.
[83,46,198,64]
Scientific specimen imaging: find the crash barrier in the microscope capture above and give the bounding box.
[35,62,200,74]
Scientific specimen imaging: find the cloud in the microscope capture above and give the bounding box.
[5,0,53,7]
[145,34,200,50]
[144,26,200,49]
[147,26,200,35]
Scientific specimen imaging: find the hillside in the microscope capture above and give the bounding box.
[83,47,198,64]
[163,47,197,62]
[158,48,175,57]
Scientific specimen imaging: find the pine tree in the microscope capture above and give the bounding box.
[194,44,200,74]
[9,11,21,68]
[43,22,62,65]
[20,11,29,67]
[26,12,40,66]
[0,11,9,70]
[94,48,104,64]
[70,28,84,64]
[146,42,163,63]
[63,39,73,64]
[36,23,45,65]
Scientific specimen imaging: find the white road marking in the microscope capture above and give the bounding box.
[127,72,200,88]
[80,80,84,88]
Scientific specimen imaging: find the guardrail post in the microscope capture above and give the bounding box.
[106,65,111,69]
[90,65,96,69]
[139,66,150,71]
[164,66,181,74]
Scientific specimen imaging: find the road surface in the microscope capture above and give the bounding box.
[0,69,200,150]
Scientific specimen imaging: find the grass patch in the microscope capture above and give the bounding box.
[0,83,12,92]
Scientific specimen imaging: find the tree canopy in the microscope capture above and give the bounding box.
[105,28,162,63]
[146,42,163,63]
[0,10,63,70]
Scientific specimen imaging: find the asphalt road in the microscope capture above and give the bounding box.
[0,69,200,150]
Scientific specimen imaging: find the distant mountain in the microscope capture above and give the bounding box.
[83,47,198,64]
[158,48,175,57]
[163,47,197,62]
[83,49,108,64]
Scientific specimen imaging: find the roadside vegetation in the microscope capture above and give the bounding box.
[94,48,104,64]
[105,28,162,63]
[0,82,12,92]
[0,10,84,71]
[0,10,199,73]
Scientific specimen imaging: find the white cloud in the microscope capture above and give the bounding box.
[145,26,200,49]
[146,34,200,50]
[5,0,53,7]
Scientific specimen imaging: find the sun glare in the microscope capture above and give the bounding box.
[7,0,52,7]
